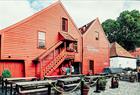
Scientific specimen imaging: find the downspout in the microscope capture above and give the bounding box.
[81,35,83,74]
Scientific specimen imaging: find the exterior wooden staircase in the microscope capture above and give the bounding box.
[38,41,75,77]
[43,48,75,76]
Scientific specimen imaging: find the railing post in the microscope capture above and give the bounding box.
[2,77,4,93]
[94,78,100,93]
[64,42,66,50]
[48,84,51,95]
[10,83,13,95]
[53,49,55,59]
[5,79,7,95]
[81,75,84,95]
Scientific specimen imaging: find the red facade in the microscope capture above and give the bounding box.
[0,1,109,78]
[79,18,110,75]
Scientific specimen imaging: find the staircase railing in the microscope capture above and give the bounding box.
[43,49,75,76]
[38,41,63,60]
[43,48,66,76]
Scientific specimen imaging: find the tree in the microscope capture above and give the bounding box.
[102,19,120,43]
[102,10,140,51]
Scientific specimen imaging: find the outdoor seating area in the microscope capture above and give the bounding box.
[0,75,110,95]
[0,73,140,95]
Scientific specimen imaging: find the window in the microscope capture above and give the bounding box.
[74,42,78,52]
[62,17,68,32]
[95,31,99,40]
[38,32,46,48]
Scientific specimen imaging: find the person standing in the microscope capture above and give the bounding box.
[66,67,71,75]
[71,65,74,74]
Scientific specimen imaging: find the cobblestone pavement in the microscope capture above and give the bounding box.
[63,80,140,95]
[88,80,140,95]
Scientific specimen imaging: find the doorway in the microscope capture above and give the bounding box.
[89,60,94,74]
[73,62,80,74]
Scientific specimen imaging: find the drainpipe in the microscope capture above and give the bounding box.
[81,35,83,74]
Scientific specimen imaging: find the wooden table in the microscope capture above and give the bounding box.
[58,77,80,83]
[57,77,81,91]
[44,74,83,80]
[15,80,56,95]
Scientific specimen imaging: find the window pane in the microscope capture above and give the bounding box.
[38,32,46,48]
[39,40,45,48]
[39,32,45,40]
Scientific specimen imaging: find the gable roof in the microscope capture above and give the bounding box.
[0,1,58,32]
[110,42,135,58]
[79,19,95,34]
[0,1,82,37]
[79,18,110,46]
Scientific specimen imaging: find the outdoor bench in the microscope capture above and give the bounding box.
[57,77,81,91]
[1,77,37,95]
[15,80,56,95]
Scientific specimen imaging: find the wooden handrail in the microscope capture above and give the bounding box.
[44,48,66,75]
[44,49,75,76]
[38,41,63,60]
[42,48,66,71]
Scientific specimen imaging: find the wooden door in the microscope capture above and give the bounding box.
[0,61,25,77]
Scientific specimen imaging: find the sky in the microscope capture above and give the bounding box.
[0,0,140,30]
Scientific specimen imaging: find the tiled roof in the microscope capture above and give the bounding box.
[110,42,135,58]
[59,32,76,42]
[79,19,95,34]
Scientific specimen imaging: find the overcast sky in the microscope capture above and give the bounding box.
[0,0,140,30]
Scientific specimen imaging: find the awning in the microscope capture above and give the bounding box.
[59,32,76,42]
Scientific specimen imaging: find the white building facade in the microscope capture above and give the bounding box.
[110,57,136,69]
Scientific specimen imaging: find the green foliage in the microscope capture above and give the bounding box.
[2,69,11,78]
[98,77,107,87]
[102,10,140,51]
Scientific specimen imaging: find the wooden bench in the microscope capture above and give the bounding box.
[84,75,104,82]
[57,77,80,91]
[1,77,37,95]
[15,80,56,95]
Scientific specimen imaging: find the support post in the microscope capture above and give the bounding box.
[2,77,4,93]
[5,79,7,95]
[94,78,100,93]
[81,75,84,95]
[53,49,55,59]
[48,84,51,95]
[64,42,66,50]
[10,83,13,95]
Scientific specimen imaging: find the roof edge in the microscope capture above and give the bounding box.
[110,56,136,59]
[0,1,60,32]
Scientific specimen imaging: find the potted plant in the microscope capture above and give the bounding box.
[111,76,119,88]
[98,77,107,90]
[2,69,11,78]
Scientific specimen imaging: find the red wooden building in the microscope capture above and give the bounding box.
[0,1,82,78]
[79,18,110,75]
[0,1,110,78]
